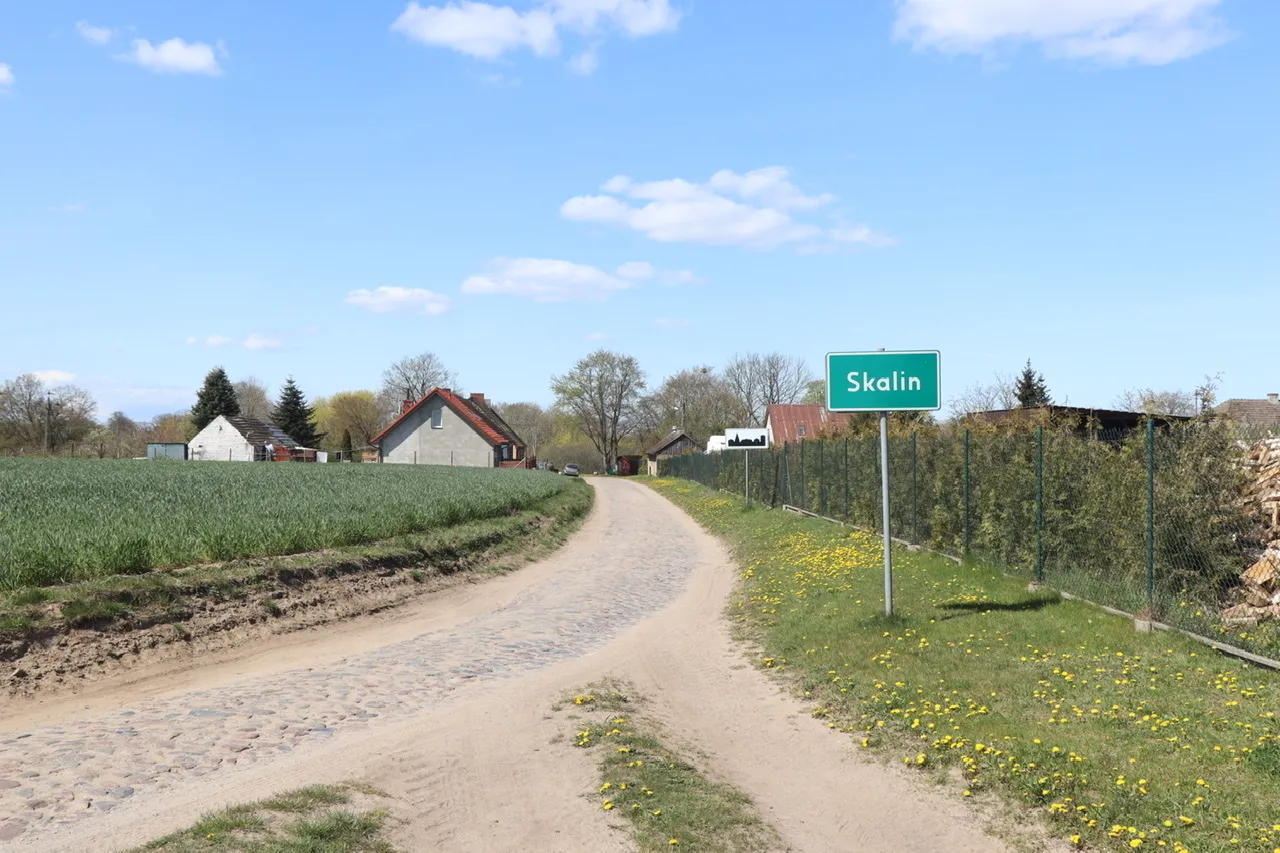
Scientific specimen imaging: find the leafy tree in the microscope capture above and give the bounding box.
[551,350,646,471]
[1194,372,1223,414]
[191,367,240,430]
[147,412,198,443]
[1013,360,1051,408]
[801,379,827,406]
[0,373,98,453]
[636,367,738,446]
[272,377,324,447]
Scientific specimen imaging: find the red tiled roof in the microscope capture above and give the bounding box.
[765,404,855,446]
[371,387,507,446]
[1216,398,1280,427]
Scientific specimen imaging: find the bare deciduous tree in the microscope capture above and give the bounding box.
[723,352,812,426]
[551,350,646,471]
[233,377,272,421]
[948,372,1017,418]
[378,352,459,424]
[1114,388,1197,417]
[495,401,555,459]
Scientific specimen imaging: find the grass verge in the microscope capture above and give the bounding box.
[129,782,396,852]
[557,679,780,853]
[646,478,1280,853]
[0,481,591,635]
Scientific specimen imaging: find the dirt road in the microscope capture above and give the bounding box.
[1,480,1010,852]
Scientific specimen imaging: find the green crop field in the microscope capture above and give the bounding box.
[0,458,574,589]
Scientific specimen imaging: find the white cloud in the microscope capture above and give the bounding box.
[184,334,283,349]
[186,335,235,347]
[616,261,654,280]
[894,0,1230,65]
[562,166,889,250]
[461,257,632,302]
[345,287,452,316]
[32,370,76,383]
[569,47,599,74]
[391,0,678,72]
[652,317,690,329]
[392,2,559,60]
[552,0,680,35]
[123,38,223,75]
[660,268,701,285]
[615,261,701,284]
[585,332,608,341]
[0,64,13,87]
[243,334,284,351]
[77,21,115,45]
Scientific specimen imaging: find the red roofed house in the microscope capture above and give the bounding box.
[371,388,530,467]
[764,404,855,446]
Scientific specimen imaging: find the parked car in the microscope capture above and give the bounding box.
[562,463,580,477]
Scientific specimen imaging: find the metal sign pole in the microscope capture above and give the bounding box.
[880,410,893,616]
[744,448,750,506]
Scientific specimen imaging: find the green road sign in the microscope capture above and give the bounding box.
[826,350,941,412]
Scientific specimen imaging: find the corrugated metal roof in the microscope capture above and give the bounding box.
[764,405,855,445]
[224,416,300,448]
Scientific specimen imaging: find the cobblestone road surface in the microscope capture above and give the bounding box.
[0,481,694,846]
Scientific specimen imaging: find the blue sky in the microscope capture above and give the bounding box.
[1,0,1276,420]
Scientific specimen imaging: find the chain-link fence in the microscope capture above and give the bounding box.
[662,418,1280,661]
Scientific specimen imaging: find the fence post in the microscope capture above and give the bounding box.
[843,437,850,522]
[1146,417,1155,611]
[783,443,791,505]
[819,440,827,517]
[799,441,807,511]
[1035,425,1044,583]
[759,449,765,505]
[963,428,971,559]
[911,431,918,544]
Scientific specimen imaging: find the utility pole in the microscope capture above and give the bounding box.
[44,392,52,456]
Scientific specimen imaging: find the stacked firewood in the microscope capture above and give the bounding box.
[1222,439,1280,625]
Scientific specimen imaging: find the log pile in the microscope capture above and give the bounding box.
[1222,438,1280,625]
[1246,438,1280,543]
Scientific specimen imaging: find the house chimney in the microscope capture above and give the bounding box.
[401,399,415,415]
[1268,393,1279,404]
[471,392,485,404]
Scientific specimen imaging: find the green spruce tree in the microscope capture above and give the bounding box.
[1014,359,1052,408]
[341,428,354,459]
[272,377,324,447]
[191,367,241,430]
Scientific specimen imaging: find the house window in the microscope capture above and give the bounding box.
[797,424,807,438]
[431,407,443,429]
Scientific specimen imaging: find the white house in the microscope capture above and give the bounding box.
[189,415,299,462]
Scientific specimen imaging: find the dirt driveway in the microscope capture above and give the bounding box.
[1,479,1008,852]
